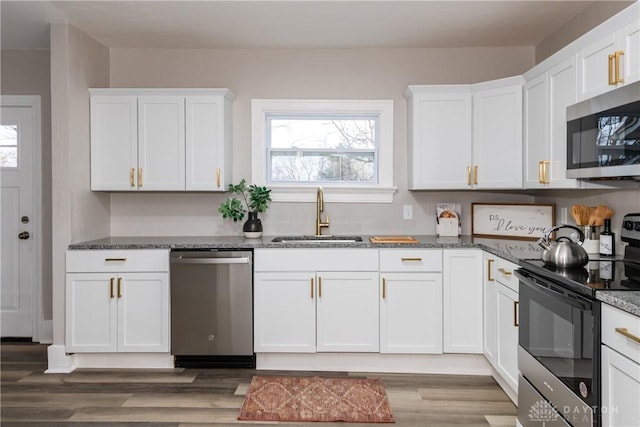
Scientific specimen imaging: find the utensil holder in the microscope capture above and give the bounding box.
[582,225,600,254]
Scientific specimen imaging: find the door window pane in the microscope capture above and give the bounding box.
[0,125,18,168]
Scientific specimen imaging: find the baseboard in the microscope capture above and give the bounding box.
[256,353,492,375]
[45,344,73,373]
[72,353,175,370]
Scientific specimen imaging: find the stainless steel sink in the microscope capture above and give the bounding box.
[271,235,364,244]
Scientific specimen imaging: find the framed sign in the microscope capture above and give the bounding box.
[472,203,555,240]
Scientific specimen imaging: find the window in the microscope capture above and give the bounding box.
[252,99,396,203]
[0,125,18,168]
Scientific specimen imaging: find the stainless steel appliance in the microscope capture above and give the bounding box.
[516,213,640,427]
[566,81,640,180]
[170,250,255,368]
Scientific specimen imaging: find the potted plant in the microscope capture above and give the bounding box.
[219,179,272,238]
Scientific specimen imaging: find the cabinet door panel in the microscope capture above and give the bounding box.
[622,20,640,86]
[138,97,185,191]
[548,57,579,188]
[186,97,225,191]
[380,273,442,354]
[524,74,549,189]
[472,84,523,189]
[90,97,138,191]
[408,91,472,189]
[496,284,519,392]
[66,273,117,352]
[579,33,618,100]
[317,271,379,352]
[601,345,640,427]
[118,273,169,352]
[443,250,483,353]
[483,254,498,365]
[254,272,316,353]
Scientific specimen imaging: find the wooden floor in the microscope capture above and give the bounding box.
[1,343,516,426]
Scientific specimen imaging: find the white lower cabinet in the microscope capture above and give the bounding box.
[380,249,444,354]
[253,272,316,353]
[253,248,379,353]
[601,304,640,427]
[65,250,170,353]
[443,249,483,353]
[483,253,519,396]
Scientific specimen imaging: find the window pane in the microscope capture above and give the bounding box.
[269,117,376,150]
[0,147,17,168]
[270,151,375,182]
[0,125,18,168]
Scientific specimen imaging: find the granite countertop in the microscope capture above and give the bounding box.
[68,234,542,264]
[68,234,639,317]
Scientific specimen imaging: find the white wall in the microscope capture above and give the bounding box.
[50,24,110,344]
[108,47,536,236]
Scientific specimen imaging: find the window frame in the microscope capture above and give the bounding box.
[251,99,396,203]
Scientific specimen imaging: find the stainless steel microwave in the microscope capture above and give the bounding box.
[566,81,640,180]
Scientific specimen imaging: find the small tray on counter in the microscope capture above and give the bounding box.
[369,236,419,244]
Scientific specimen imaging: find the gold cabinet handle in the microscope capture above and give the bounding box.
[608,53,617,85]
[310,277,314,299]
[129,168,135,188]
[138,168,143,188]
[401,257,422,262]
[538,160,550,184]
[105,258,127,262]
[117,277,122,298]
[513,301,519,327]
[467,166,472,185]
[216,168,221,188]
[473,165,478,185]
[382,277,386,299]
[615,327,640,344]
[318,276,322,298]
[498,267,513,276]
[110,277,115,298]
[487,259,495,281]
[615,51,624,84]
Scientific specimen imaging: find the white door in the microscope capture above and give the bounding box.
[496,283,519,392]
[1,106,34,337]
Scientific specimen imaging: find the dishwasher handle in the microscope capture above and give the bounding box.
[172,256,250,265]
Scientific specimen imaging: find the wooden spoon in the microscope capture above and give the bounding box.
[571,205,582,225]
[594,205,608,227]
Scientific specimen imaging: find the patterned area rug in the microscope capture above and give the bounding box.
[238,375,395,423]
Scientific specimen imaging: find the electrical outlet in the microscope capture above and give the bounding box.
[403,204,413,220]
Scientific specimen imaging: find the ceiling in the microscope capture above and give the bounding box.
[0,0,618,50]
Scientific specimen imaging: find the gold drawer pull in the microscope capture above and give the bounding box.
[117,277,123,298]
[615,51,624,84]
[382,277,386,299]
[498,268,512,276]
[401,257,422,262]
[110,278,115,298]
[487,259,494,281]
[608,54,616,85]
[129,168,135,187]
[615,327,640,344]
[138,168,143,187]
[473,165,478,185]
[310,278,314,299]
[105,258,127,262]
[318,276,322,298]
[467,166,472,185]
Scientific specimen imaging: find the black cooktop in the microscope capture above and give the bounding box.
[519,257,640,298]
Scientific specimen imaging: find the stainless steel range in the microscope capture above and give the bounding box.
[516,213,640,427]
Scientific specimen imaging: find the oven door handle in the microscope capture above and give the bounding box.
[515,269,592,310]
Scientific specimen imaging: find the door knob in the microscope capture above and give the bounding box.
[18,231,30,240]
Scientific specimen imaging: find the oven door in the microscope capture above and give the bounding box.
[516,269,600,422]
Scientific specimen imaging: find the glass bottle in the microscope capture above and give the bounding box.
[599,218,615,256]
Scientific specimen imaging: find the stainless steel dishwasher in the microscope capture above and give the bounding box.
[170,250,254,368]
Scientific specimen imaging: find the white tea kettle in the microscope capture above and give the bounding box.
[537,224,589,269]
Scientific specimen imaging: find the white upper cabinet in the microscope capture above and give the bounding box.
[578,4,640,100]
[524,57,580,189]
[90,96,138,191]
[406,86,472,190]
[406,76,523,190]
[138,96,186,191]
[472,79,523,189]
[90,88,234,192]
